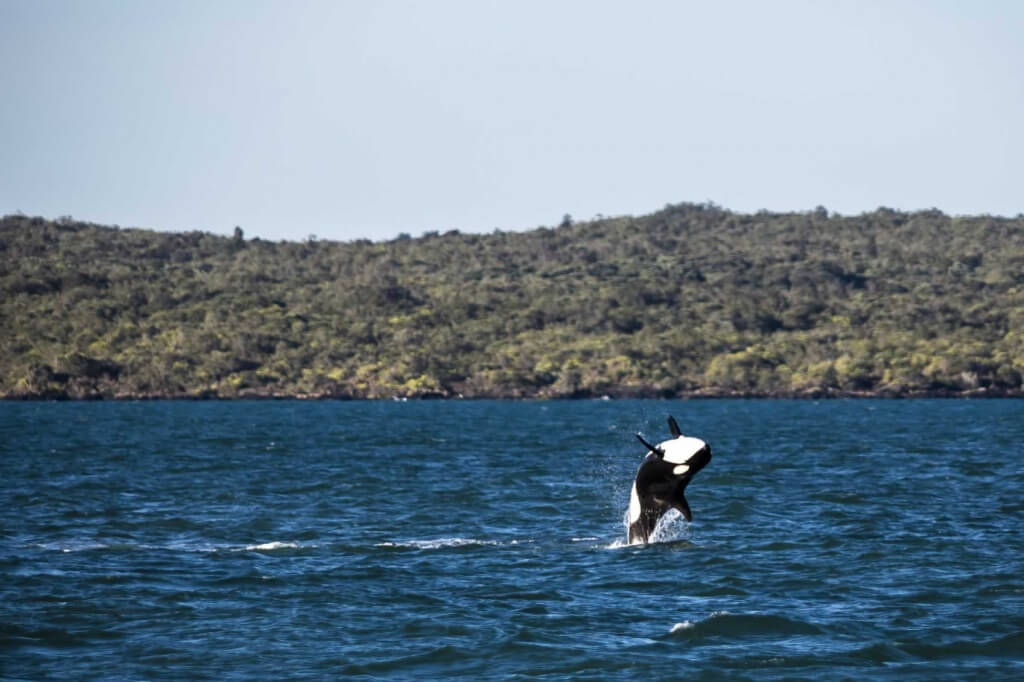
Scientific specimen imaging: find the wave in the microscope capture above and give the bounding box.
[667,611,824,639]
[897,631,1024,660]
[32,540,311,554]
[33,528,674,555]
[837,632,1024,665]
[374,537,532,550]
[243,541,301,551]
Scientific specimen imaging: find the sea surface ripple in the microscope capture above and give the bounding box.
[2,399,1023,679]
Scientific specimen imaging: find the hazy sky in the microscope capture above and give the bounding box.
[2,1,1022,242]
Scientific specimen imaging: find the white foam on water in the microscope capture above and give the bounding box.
[36,539,312,554]
[164,540,311,553]
[56,542,109,553]
[36,541,141,553]
[243,541,300,551]
[375,537,529,550]
[670,611,730,634]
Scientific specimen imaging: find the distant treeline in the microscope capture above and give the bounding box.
[2,204,1022,399]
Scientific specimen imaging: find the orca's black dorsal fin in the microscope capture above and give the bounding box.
[667,416,682,439]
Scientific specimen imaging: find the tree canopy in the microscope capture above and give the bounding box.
[2,204,1022,399]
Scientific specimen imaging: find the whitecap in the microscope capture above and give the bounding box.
[108,540,313,553]
[376,538,494,549]
[62,543,108,553]
[670,621,694,633]
[375,537,527,550]
[34,541,111,553]
[167,540,312,553]
[243,541,300,551]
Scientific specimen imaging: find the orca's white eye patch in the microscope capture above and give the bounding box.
[661,437,707,464]
[673,464,690,475]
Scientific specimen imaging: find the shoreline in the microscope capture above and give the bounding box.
[5,211,1023,407]
[5,387,1022,401]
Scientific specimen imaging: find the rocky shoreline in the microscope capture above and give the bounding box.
[5,385,1021,401]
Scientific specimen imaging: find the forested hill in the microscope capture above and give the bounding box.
[2,204,1023,399]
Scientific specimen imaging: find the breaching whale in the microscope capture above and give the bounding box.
[627,416,712,545]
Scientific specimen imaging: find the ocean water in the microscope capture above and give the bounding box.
[2,399,1023,680]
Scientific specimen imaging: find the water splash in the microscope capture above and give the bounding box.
[614,507,691,547]
[649,509,691,543]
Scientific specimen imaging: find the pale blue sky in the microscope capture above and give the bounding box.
[2,0,1022,241]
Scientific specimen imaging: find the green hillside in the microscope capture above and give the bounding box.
[2,204,1022,399]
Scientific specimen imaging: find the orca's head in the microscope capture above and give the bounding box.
[636,416,712,478]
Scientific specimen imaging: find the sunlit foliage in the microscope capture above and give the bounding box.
[2,204,1022,399]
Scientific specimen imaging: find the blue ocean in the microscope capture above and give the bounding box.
[3,399,1023,679]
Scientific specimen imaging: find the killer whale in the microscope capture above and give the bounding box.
[627,416,712,545]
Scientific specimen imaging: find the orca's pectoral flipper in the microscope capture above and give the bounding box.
[636,433,664,456]
[670,490,693,522]
[667,416,682,439]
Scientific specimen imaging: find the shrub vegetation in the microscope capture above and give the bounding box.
[2,204,1022,399]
